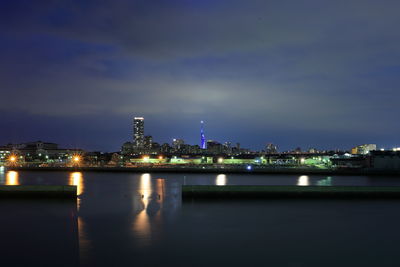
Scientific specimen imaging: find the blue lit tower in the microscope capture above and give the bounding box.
[200,121,206,149]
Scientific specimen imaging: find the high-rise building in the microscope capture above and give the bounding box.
[133,117,144,148]
[200,121,206,149]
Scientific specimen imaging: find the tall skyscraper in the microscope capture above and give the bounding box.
[200,121,206,149]
[133,117,144,148]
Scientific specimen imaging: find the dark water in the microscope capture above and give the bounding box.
[1,168,400,267]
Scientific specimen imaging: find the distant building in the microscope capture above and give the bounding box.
[223,142,232,154]
[172,138,185,152]
[160,143,171,153]
[144,136,153,149]
[207,140,223,154]
[351,144,376,155]
[133,117,144,148]
[121,142,134,155]
[265,143,278,154]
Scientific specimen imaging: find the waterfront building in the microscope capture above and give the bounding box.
[0,147,11,164]
[2,141,84,163]
[133,117,145,148]
[370,150,400,170]
[351,144,376,155]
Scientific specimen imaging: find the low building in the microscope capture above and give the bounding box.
[351,144,376,155]
[370,151,400,170]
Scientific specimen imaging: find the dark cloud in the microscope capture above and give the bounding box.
[0,0,400,150]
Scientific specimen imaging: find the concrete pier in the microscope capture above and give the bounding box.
[0,185,77,198]
[182,185,400,199]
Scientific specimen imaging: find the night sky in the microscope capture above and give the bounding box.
[1,0,399,152]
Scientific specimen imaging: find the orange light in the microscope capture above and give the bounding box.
[9,156,16,162]
[73,156,81,162]
[158,156,163,160]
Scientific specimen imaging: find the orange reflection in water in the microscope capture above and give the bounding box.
[69,172,85,210]
[133,173,152,241]
[132,174,165,246]
[6,171,19,185]
[69,172,84,196]
[78,216,91,265]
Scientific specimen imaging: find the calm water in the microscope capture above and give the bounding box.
[1,169,400,267]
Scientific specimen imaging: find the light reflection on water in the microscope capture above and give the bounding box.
[78,216,91,265]
[68,172,90,265]
[216,174,227,186]
[132,173,166,247]
[5,171,19,185]
[297,175,310,186]
[69,172,84,211]
[133,173,152,244]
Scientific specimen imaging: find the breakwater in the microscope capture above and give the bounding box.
[182,185,400,198]
[0,185,77,198]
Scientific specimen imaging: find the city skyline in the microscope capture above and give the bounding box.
[1,115,393,153]
[1,1,400,151]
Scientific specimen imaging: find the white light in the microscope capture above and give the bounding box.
[246,165,252,170]
[216,174,227,186]
[297,175,310,186]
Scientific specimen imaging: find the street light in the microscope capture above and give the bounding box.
[72,155,81,163]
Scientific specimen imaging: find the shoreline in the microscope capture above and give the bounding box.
[6,166,400,176]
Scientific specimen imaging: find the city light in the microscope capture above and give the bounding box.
[142,156,150,162]
[246,165,252,170]
[158,156,163,160]
[73,156,81,163]
[9,155,16,162]
[217,157,224,164]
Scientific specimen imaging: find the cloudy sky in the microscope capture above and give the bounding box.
[1,0,399,151]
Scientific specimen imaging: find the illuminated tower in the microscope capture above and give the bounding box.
[200,121,206,149]
[133,117,144,148]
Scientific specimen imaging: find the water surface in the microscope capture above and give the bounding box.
[1,169,400,267]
